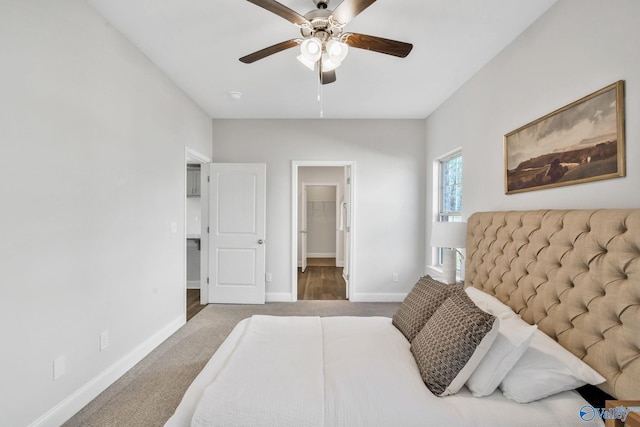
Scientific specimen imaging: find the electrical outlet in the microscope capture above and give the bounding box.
[170,221,178,234]
[265,273,272,282]
[53,355,66,380]
[100,330,109,351]
[392,273,399,282]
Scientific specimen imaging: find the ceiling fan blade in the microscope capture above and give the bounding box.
[239,39,300,64]
[321,69,337,85]
[343,33,413,58]
[330,0,377,25]
[246,0,309,26]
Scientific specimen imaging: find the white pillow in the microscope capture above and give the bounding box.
[499,329,606,403]
[466,313,537,397]
[465,287,516,319]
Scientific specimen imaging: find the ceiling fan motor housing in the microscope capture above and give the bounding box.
[313,0,329,9]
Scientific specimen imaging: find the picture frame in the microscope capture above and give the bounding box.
[504,80,625,194]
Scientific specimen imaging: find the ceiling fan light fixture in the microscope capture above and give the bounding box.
[321,53,340,72]
[300,37,322,62]
[297,54,316,71]
[325,39,348,63]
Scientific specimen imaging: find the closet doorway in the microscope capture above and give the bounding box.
[292,162,355,301]
[184,147,211,320]
[299,184,345,300]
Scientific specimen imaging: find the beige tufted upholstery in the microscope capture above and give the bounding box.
[465,210,640,399]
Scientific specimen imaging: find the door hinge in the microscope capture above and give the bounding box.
[207,226,210,233]
[206,277,209,284]
[346,177,351,184]
[345,274,349,281]
[346,226,350,233]
[207,176,210,182]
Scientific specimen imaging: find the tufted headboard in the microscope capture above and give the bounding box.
[465,209,640,400]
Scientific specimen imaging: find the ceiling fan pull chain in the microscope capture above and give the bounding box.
[318,63,323,118]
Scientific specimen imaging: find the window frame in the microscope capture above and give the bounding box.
[432,149,463,268]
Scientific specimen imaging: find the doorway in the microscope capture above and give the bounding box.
[298,184,345,300]
[291,161,356,301]
[184,147,211,319]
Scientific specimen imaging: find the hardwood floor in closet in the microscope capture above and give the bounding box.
[186,289,206,321]
[298,258,347,300]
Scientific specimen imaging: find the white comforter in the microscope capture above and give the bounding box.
[166,315,603,427]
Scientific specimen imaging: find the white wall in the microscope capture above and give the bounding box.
[425,0,640,271]
[0,1,212,425]
[212,119,426,301]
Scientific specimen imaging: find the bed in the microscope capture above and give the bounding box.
[166,209,640,426]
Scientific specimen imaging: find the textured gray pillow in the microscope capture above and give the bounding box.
[392,276,457,342]
[410,291,499,396]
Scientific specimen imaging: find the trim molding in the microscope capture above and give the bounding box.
[306,252,336,258]
[298,259,344,267]
[350,292,406,302]
[30,316,184,427]
[186,280,200,289]
[266,292,293,302]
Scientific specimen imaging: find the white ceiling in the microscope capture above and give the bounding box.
[87,0,557,119]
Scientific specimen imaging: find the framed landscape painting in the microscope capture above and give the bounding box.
[504,80,625,194]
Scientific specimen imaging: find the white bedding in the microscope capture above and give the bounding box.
[166,315,604,427]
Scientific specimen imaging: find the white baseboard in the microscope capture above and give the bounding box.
[186,280,200,289]
[350,293,406,302]
[266,292,293,302]
[298,258,343,267]
[30,315,184,427]
[307,252,336,258]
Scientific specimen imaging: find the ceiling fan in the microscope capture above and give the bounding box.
[240,0,413,84]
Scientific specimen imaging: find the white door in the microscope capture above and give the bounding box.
[208,163,266,304]
[301,184,308,273]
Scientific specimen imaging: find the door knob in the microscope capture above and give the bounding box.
[258,239,264,244]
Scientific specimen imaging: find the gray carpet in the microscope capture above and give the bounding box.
[64,301,400,427]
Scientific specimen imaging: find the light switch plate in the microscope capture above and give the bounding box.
[53,355,66,380]
[100,330,109,351]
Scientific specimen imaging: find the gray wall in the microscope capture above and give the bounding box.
[212,119,426,301]
[306,186,337,257]
[425,0,640,272]
[0,1,212,425]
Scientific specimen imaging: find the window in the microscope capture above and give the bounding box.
[436,151,462,266]
[438,152,462,222]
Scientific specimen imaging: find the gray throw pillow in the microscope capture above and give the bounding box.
[392,276,457,342]
[410,291,499,396]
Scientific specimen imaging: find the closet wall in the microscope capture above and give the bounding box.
[306,186,337,257]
